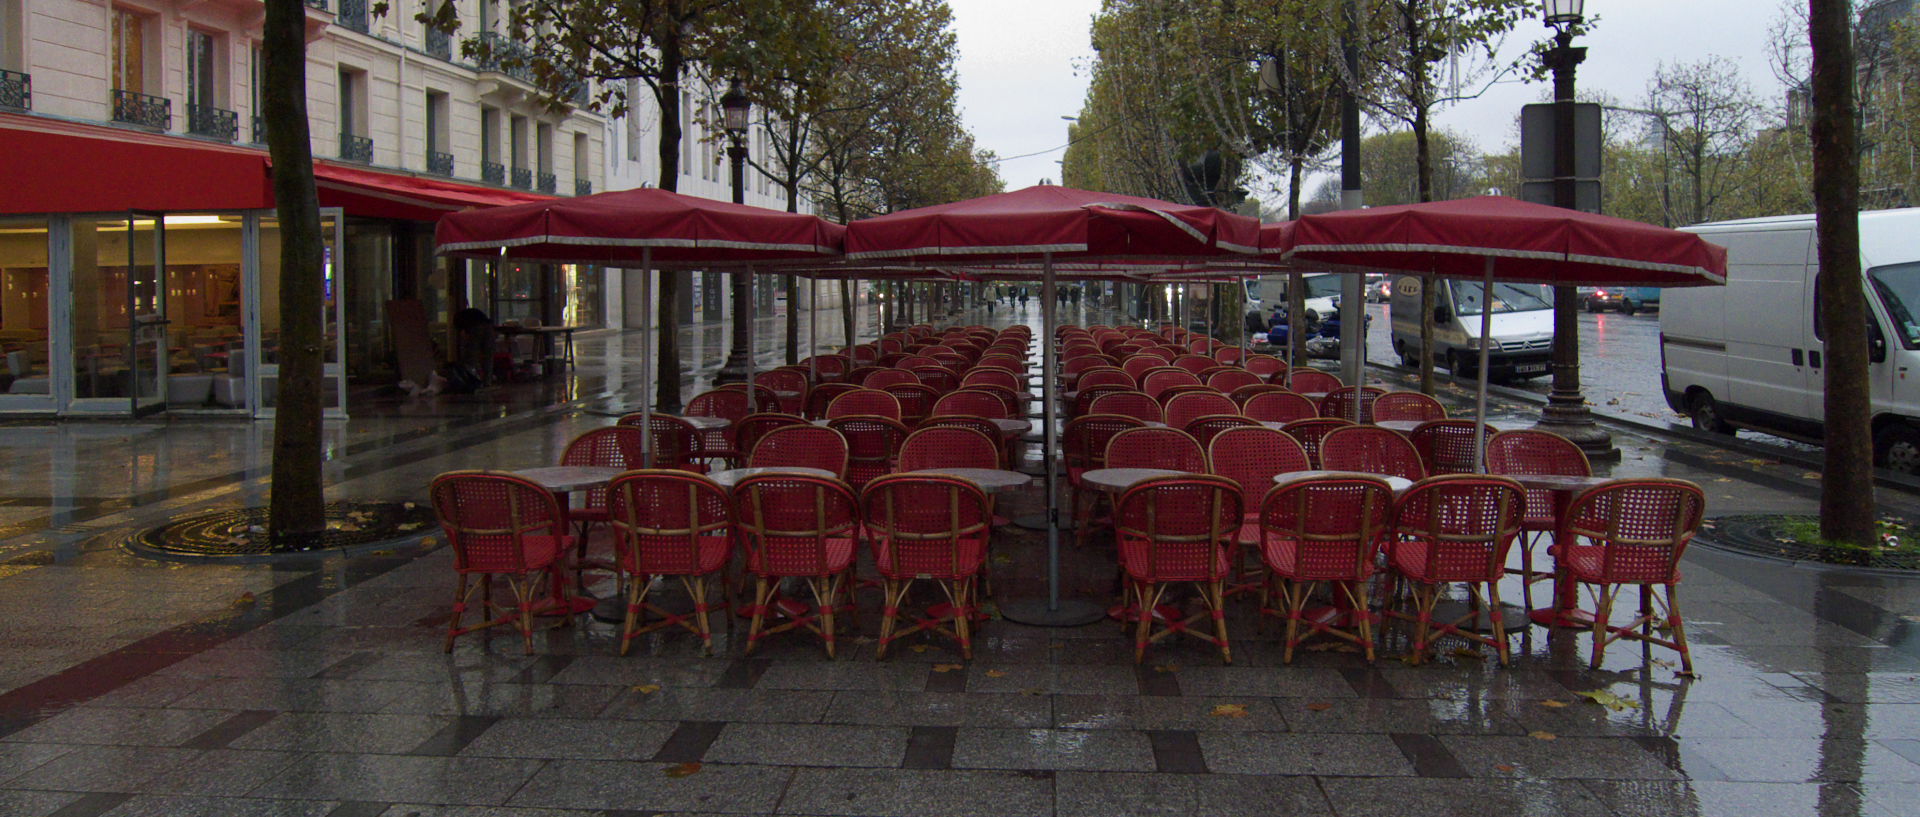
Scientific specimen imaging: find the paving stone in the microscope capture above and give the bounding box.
[249,754,546,806]
[1196,732,1415,776]
[703,723,908,768]
[456,717,674,761]
[1439,735,1688,780]
[1674,737,1920,783]
[1273,696,1526,735]
[951,727,1156,772]
[228,713,453,754]
[0,743,76,786]
[599,687,834,724]
[3,707,236,747]
[4,745,201,793]
[375,807,604,817]
[1055,771,1335,817]
[0,789,80,817]
[378,681,622,719]
[1583,779,1903,817]
[778,768,1052,817]
[97,795,339,817]
[1053,695,1285,732]
[135,750,304,797]
[1318,776,1612,817]
[755,661,930,692]
[824,691,1051,729]
[505,759,791,813]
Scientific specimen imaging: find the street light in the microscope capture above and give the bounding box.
[1532,0,1617,459]
[715,77,755,385]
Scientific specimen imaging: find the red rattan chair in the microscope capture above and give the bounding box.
[1141,368,1203,400]
[1227,382,1288,406]
[898,354,939,370]
[1206,369,1262,394]
[735,413,808,469]
[827,388,902,421]
[717,382,783,414]
[1172,354,1216,375]
[616,413,706,473]
[1155,384,1218,406]
[1287,368,1343,394]
[864,368,920,390]
[1384,474,1526,665]
[1485,429,1591,610]
[864,472,993,658]
[685,389,751,464]
[1076,368,1136,392]
[1064,414,1146,545]
[755,368,810,415]
[961,368,1023,391]
[898,426,1001,471]
[557,426,648,537]
[1373,391,1448,422]
[883,383,941,426]
[1164,391,1239,431]
[731,472,860,657]
[1408,419,1495,476]
[1320,424,1428,481]
[1088,391,1164,424]
[1259,474,1396,663]
[1115,474,1243,663]
[605,470,731,655]
[1214,347,1244,366]
[1243,354,1286,378]
[848,345,880,365]
[1207,426,1311,595]
[1243,391,1320,424]
[1121,356,1165,381]
[1183,415,1260,451]
[1105,426,1207,472]
[807,383,860,419]
[807,354,852,382]
[1556,478,1707,674]
[828,415,912,490]
[1071,384,1128,419]
[961,384,1024,419]
[748,423,850,478]
[1281,417,1356,468]
[1317,386,1387,424]
[430,471,574,654]
[977,355,1025,373]
[933,389,1009,420]
[910,366,960,394]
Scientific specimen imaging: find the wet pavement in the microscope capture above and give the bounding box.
[0,300,1918,816]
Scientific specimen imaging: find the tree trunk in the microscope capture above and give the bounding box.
[653,19,685,411]
[1287,159,1307,368]
[264,0,326,540]
[1810,0,1877,546]
[1409,2,1437,395]
[841,279,856,348]
[784,274,800,364]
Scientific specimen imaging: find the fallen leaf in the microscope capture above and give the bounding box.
[231,592,256,607]
[1801,472,1821,480]
[931,663,964,673]
[402,501,417,510]
[1153,663,1178,674]
[1572,690,1640,712]
[1529,730,1558,741]
[1539,700,1570,709]
[397,522,423,531]
[663,762,702,778]
[1021,687,1045,696]
[420,537,437,547]
[1714,478,1734,483]
[985,669,1007,678]
[1494,763,1517,772]
[909,644,930,653]
[631,684,661,694]
[1304,702,1334,712]
[1210,704,1250,718]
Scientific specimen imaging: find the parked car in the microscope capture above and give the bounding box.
[1390,276,1553,380]
[1584,286,1659,314]
[1367,276,1392,303]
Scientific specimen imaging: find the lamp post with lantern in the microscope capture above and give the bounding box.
[714,78,756,385]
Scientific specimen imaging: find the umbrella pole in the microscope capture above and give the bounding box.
[808,276,818,383]
[640,248,653,468]
[1474,257,1493,473]
[1002,253,1104,627]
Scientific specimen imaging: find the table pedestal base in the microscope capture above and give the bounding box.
[1012,513,1073,532]
[999,597,1107,627]
[1427,601,1531,632]
[1528,607,1596,628]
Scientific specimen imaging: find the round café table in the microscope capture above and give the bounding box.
[1079,467,1190,493]
[1508,473,1616,629]
[1272,470,1413,494]
[510,465,626,615]
[679,415,730,431]
[904,467,1032,492]
[707,466,838,488]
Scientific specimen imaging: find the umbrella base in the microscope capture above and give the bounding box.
[999,597,1107,627]
[1012,512,1073,532]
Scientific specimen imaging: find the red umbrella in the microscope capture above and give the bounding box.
[435,185,845,266]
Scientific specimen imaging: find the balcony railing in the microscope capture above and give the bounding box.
[340,132,373,163]
[187,104,239,141]
[425,27,452,61]
[426,150,454,176]
[511,166,533,189]
[537,172,557,194]
[112,89,171,131]
[0,70,29,110]
[251,114,267,144]
[336,0,369,33]
[481,161,505,185]
[472,32,536,83]
[574,179,592,197]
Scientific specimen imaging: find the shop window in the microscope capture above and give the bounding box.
[0,217,50,397]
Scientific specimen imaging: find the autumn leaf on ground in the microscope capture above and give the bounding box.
[1572,689,1640,712]
[909,644,930,653]
[1153,663,1178,674]
[985,669,1008,678]
[1021,687,1045,696]
[1304,641,1355,653]
[1539,699,1570,709]
[1529,730,1558,741]
[1304,702,1334,712]
[232,592,256,607]
[931,663,964,673]
[1494,764,1517,772]
[1210,704,1250,718]
[631,684,661,694]
[664,762,702,778]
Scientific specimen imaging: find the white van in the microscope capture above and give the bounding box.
[1389,276,1555,380]
[1663,209,1920,470]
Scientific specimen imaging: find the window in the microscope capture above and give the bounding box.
[110,7,147,93]
[2,0,25,72]
[574,131,589,188]
[625,78,642,162]
[186,30,218,110]
[425,90,449,172]
[480,105,500,164]
[536,122,553,174]
[250,44,265,115]
[679,89,691,177]
[510,115,528,170]
[338,68,366,136]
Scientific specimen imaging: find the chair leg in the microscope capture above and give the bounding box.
[508,576,536,655]
[1344,581,1376,664]
[691,575,715,656]
[445,572,470,654]
[619,573,651,657]
[1209,579,1230,664]
[1410,584,1437,666]
[1519,532,1537,611]
[954,578,975,660]
[1282,580,1308,665]
[1487,580,1509,667]
[745,577,772,656]
[876,579,905,660]
[1589,584,1616,670]
[1666,583,1693,676]
[1133,582,1154,663]
[817,574,842,659]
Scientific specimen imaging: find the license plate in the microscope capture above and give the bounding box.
[1514,363,1548,374]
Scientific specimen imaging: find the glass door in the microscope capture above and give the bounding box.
[249,209,346,418]
[126,210,167,416]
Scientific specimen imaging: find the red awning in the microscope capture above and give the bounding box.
[0,113,272,213]
[0,113,552,222]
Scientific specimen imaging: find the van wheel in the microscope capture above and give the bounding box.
[1623,300,1639,316]
[1875,424,1920,474]
[1450,351,1476,378]
[1397,342,1416,367]
[1688,392,1735,435]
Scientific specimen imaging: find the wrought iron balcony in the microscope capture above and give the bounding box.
[537,172,558,194]
[481,161,505,185]
[425,27,452,61]
[340,132,373,163]
[187,104,239,141]
[426,150,454,176]
[0,70,29,111]
[251,115,267,144]
[472,32,535,83]
[511,166,533,189]
[112,89,171,131]
[336,0,369,33]
[574,179,592,197]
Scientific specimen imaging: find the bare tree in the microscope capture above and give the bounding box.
[1642,58,1766,226]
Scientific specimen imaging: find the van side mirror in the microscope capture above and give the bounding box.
[1433,305,1452,324]
[1871,321,1888,363]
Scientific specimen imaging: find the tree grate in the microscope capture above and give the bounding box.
[126,501,435,562]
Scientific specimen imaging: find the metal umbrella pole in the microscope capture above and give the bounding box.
[1473,257,1494,473]
[1001,253,1105,626]
[807,275,818,383]
[640,248,653,468]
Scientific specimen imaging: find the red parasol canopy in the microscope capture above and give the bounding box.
[434,186,845,267]
[1282,195,1726,286]
[843,184,1260,264]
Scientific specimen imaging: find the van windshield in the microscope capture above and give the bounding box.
[1448,282,1552,316]
[1870,262,1920,347]
[1297,275,1344,300]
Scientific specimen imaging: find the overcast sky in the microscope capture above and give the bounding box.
[950,0,1790,210]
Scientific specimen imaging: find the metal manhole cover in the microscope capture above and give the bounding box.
[1700,514,1920,571]
[126,501,435,562]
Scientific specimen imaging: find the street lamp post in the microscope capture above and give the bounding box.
[714,78,755,385]
[1533,0,1618,459]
